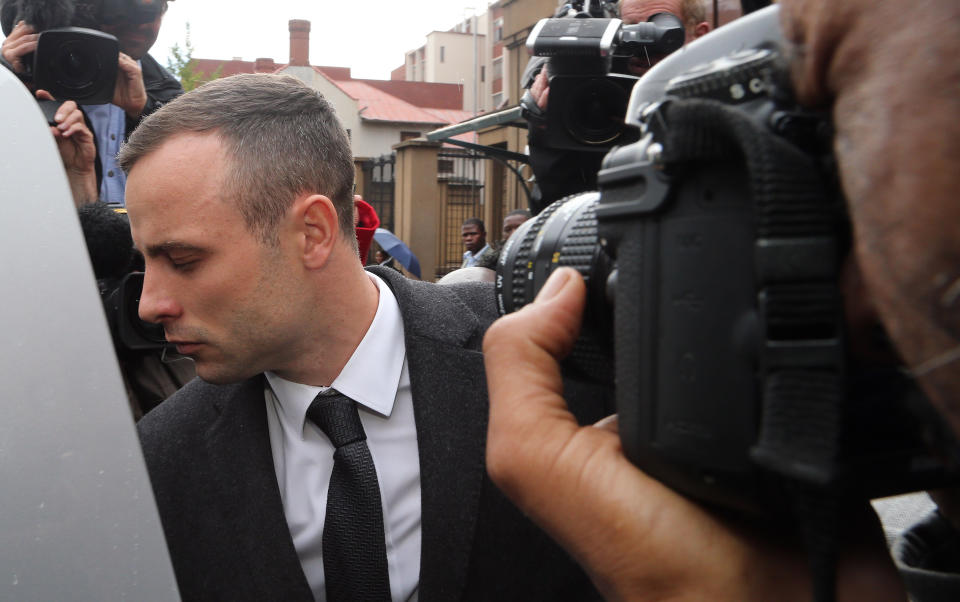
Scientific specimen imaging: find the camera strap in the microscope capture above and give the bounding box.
[656,97,845,602]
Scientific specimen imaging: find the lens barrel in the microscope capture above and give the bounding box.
[496,191,614,382]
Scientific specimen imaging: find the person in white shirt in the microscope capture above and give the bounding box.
[123,73,602,602]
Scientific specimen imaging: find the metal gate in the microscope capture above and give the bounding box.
[436,149,485,278]
[359,154,396,233]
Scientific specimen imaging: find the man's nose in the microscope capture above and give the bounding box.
[137,271,180,324]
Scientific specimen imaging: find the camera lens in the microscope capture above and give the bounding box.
[125,286,167,345]
[495,191,614,382]
[52,40,102,95]
[563,78,630,146]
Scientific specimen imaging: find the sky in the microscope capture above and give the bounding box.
[153,0,493,80]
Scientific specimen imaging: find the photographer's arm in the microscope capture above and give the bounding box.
[484,268,906,601]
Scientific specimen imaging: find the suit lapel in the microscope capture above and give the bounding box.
[371,268,490,601]
[204,376,314,600]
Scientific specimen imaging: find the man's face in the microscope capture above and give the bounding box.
[462,224,486,254]
[502,214,529,240]
[126,133,311,384]
[619,0,688,75]
[99,5,166,59]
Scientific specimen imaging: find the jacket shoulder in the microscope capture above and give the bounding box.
[368,266,498,348]
[137,378,241,452]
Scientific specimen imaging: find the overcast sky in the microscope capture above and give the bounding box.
[153,1,493,80]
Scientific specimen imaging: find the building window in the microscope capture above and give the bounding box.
[440,46,445,62]
[494,18,504,42]
[438,158,454,173]
[400,131,421,141]
[491,92,504,108]
[492,57,503,80]
[481,65,485,82]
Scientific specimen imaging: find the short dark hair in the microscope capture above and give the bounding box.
[505,209,532,219]
[118,73,356,249]
[462,217,486,232]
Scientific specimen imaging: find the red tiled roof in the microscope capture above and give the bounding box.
[189,58,471,128]
[332,79,473,125]
[361,79,463,110]
[318,66,353,80]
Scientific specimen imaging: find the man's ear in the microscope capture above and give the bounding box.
[297,194,340,269]
[693,21,711,39]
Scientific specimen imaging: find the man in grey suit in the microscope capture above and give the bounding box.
[119,73,601,601]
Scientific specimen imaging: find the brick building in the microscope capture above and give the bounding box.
[190,20,474,161]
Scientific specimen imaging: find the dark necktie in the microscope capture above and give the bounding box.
[306,391,392,602]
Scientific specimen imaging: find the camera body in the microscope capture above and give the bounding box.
[525,12,683,152]
[33,26,118,103]
[500,8,958,514]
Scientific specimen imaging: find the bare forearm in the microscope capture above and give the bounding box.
[68,170,98,207]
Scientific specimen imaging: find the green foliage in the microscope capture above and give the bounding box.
[166,23,223,92]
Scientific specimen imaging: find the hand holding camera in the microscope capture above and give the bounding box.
[36,88,98,205]
[113,50,146,116]
[485,268,907,602]
[1,19,37,73]
[490,0,960,599]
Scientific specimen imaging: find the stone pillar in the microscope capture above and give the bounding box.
[394,140,442,280]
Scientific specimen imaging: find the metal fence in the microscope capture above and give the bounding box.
[436,149,485,278]
[359,154,396,233]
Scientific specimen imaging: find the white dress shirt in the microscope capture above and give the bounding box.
[265,272,421,602]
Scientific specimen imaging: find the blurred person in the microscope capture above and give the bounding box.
[483,0,960,600]
[0,0,183,205]
[122,73,602,601]
[527,0,713,112]
[461,217,495,268]
[523,0,713,212]
[502,208,531,241]
[354,195,379,264]
[374,249,401,272]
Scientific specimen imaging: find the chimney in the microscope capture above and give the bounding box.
[254,57,277,73]
[289,19,310,67]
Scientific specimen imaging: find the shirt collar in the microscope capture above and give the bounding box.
[463,243,490,260]
[265,272,406,436]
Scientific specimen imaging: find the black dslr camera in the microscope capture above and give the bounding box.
[500,7,958,517]
[1,0,166,103]
[524,0,683,151]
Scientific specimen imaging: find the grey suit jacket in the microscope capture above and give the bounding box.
[138,267,602,601]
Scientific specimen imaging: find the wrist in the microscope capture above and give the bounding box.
[67,169,98,206]
[124,97,147,119]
